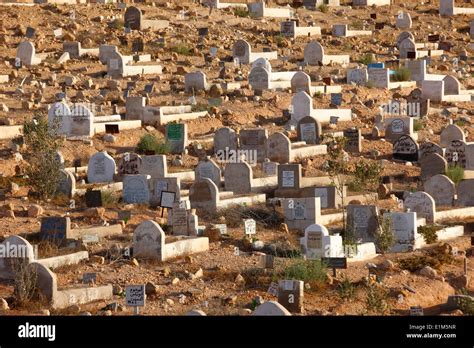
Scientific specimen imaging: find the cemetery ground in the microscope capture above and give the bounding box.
[0,0,473,319]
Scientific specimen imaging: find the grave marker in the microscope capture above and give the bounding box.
[85,190,103,207]
[126,284,146,314]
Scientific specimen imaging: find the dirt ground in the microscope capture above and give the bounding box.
[0,0,473,316]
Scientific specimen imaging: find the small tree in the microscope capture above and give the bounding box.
[375,213,395,254]
[351,160,382,194]
[322,135,350,231]
[11,258,38,307]
[23,115,63,200]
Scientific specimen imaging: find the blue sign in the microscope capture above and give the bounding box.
[40,217,70,241]
[368,63,384,69]
[331,93,343,106]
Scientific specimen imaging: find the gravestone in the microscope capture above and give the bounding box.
[195,159,221,186]
[28,263,56,303]
[301,223,343,259]
[40,217,71,241]
[456,180,474,206]
[133,220,165,259]
[396,12,412,30]
[386,212,417,251]
[301,223,327,259]
[397,31,415,49]
[248,67,270,91]
[232,39,251,64]
[406,89,429,117]
[107,51,126,77]
[420,153,447,181]
[443,75,461,95]
[291,91,313,124]
[123,175,150,204]
[368,68,389,88]
[57,170,76,198]
[297,116,321,145]
[139,155,167,178]
[252,301,291,316]
[440,124,465,148]
[393,135,419,162]
[70,105,93,137]
[347,205,378,243]
[399,38,417,59]
[404,191,436,223]
[48,101,72,135]
[283,197,321,231]
[281,20,297,37]
[118,153,142,176]
[277,280,304,313]
[214,127,238,154]
[16,41,38,66]
[185,71,207,92]
[291,71,312,94]
[171,203,189,236]
[124,6,143,30]
[63,41,80,59]
[0,236,35,279]
[424,174,455,206]
[224,162,252,194]
[166,123,188,154]
[189,178,219,212]
[343,128,362,153]
[445,140,467,168]
[85,190,103,208]
[346,68,368,85]
[262,160,278,177]
[87,152,116,183]
[239,128,268,162]
[314,186,343,209]
[332,24,347,37]
[419,141,443,159]
[303,41,324,65]
[152,177,180,206]
[385,117,413,143]
[278,164,302,190]
[266,132,291,164]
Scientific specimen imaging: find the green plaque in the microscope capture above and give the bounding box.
[167,124,183,141]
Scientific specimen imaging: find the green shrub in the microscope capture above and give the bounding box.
[234,7,249,17]
[455,120,465,127]
[338,276,355,300]
[101,190,118,208]
[417,225,441,244]
[351,20,364,30]
[110,19,124,30]
[391,68,411,82]
[366,284,389,314]
[413,119,423,132]
[279,258,327,285]
[359,54,374,65]
[273,34,285,46]
[446,165,464,184]
[23,115,62,199]
[171,43,193,56]
[136,134,170,154]
[376,215,395,254]
[318,4,328,13]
